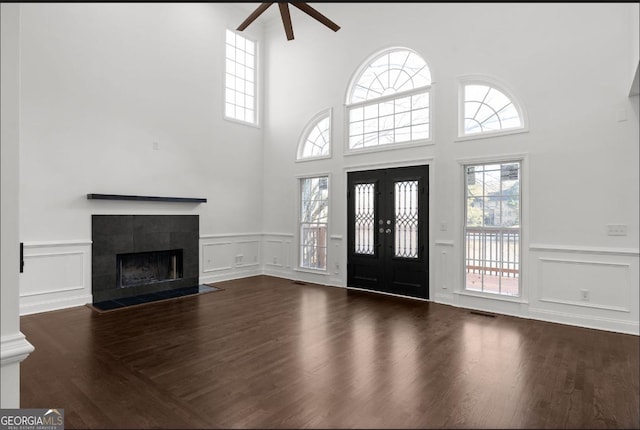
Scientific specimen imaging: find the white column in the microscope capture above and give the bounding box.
[1,2,34,408]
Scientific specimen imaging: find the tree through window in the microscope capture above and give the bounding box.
[464,161,521,296]
[300,176,329,270]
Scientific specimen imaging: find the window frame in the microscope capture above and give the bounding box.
[344,47,434,156]
[296,108,333,162]
[456,153,529,303]
[224,29,259,127]
[297,173,331,273]
[456,75,528,142]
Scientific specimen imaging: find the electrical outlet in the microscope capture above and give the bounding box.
[607,224,627,236]
[235,254,243,264]
[152,141,159,150]
[580,289,589,301]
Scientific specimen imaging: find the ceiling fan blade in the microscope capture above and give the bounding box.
[278,3,295,40]
[291,3,340,32]
[236,2,273,32]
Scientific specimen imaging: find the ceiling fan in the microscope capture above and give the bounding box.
[236,2,340,41]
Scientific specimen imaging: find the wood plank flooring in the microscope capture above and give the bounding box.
[20,275,639,429]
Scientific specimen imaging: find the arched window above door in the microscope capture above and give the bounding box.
[346,48,432,153]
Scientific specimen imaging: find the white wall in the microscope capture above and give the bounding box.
[631,2,639,96]
[14,3,640,335]
[1,3,34,407]
[18,3,266,312]
[261,3,640,334]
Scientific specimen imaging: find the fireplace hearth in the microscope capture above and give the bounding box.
[91,215,199,303]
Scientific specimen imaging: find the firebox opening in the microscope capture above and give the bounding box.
[116,249,183,288]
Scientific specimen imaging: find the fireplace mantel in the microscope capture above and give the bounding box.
[87,194,206,203]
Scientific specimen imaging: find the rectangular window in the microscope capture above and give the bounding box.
[464,162,521,296]
[300,176,329,270]
[225,29,256,125]
[348,89,429,150]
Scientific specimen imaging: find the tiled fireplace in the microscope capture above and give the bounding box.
[91,215,199,303]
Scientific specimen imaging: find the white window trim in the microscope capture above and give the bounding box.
[223,29,260,128]
[455,153,530,302]
[455,75,528,141]
[296,108,333,162]
[346,86,430,111]
[224,114,261,129]
[454,128,529,143]
[454,289,528,304]
[296,172,332,274]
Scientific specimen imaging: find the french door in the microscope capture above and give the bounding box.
[347,165,429,299]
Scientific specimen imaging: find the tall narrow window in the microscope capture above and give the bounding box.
[464,162,521,296]
[225,29,257,125]
[346,48,432,152]
[300,176,329,270]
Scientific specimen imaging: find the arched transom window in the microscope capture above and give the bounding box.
[297,110,331,161]
[461,82,524,137]
[347,48,432,151]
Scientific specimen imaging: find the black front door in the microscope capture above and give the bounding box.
[347,165,429,299]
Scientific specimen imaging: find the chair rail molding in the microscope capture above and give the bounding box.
[529,243,640,257]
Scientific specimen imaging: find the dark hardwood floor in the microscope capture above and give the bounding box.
[20,275,639,429]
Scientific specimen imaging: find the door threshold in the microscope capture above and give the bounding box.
[346,286,430,302]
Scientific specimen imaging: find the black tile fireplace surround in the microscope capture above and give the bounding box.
[92,215,199,303]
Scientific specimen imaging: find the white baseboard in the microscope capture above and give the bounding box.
[199,267,262,285]
[20,294,93,316]
[528,307,640,336]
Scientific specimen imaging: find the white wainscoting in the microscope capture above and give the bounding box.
[19,236,640,336]
[20,240,92,315]
[262,233,294,279]
[328,235,344,287]
[431,241,639,335]
[199,233,262,284]
[261,233,343,287]
[529,244,639,335]
[434,240,455,301]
